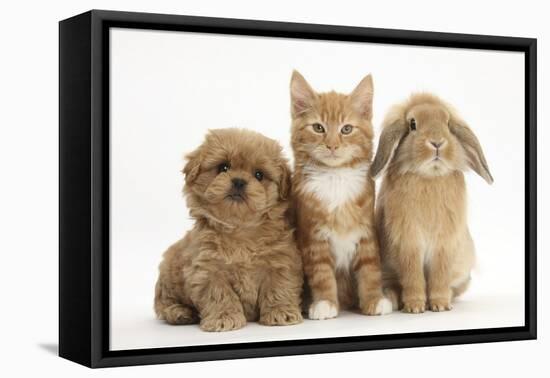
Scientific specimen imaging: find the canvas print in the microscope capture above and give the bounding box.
[109,28,525,351]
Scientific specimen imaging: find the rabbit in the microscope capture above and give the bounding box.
[370,93,493,313]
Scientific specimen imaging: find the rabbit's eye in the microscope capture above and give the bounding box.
[410,118,417,131]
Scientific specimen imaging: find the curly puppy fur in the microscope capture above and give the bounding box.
[154,128,303,332]
[371,93,493,313]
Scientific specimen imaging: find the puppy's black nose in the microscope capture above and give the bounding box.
[231,178,247,191]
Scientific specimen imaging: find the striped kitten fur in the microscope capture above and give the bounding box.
[289,71,392,319]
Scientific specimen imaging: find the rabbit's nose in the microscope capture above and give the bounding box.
[430,139,446,149]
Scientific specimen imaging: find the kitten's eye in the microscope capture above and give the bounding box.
[341,124,353,135]
[217,162,230,173]
[312,123,325,133]
[254,170,264,181]
[410,118,417,131]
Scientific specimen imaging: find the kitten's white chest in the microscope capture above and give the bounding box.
[301,164,369,212]
[325,229,364,271]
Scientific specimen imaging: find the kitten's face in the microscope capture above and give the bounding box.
[290,71,375,167]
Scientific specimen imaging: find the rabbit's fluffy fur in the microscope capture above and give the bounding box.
[371,93,493,313]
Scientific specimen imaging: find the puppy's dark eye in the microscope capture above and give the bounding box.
[312,123,325,133]
[217,162,230,173]
[341,124,353,135]
[254,170,264,181]
[410,118,417,131]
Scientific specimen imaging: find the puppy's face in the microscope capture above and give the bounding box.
[183,129,290,225]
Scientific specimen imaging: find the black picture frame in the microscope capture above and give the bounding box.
[59,9,537,368]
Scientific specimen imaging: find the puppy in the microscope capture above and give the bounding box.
[154,128,303,332]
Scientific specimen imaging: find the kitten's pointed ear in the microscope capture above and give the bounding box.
[350,74,374,120]
[290,70,316,118]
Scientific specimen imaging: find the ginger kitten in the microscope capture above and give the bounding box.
[290,71,392,319]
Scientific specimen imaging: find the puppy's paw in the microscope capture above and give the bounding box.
[360,296,393,316]
[162,304,197,325]
[308,300,338,320]
[260,306,303,326]
[200,312,246,332]
[429,298,453,312]
[402,299,426,314]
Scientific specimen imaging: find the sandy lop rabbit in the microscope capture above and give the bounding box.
[370,93,493,313]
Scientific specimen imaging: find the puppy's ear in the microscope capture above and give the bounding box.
[277,160,292,200]
[370,119,407,179]
[182,147,202,184]
[350,74,374,120]
[449,118,494,184]
[290,70,316,118]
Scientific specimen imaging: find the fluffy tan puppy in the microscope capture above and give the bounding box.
[371,93,493,313]
[154,128,303,332]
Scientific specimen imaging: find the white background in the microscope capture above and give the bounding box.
[110,28,525,350]
[0,0,547,377]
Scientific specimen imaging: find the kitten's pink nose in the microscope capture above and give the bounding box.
[327,145,339,153]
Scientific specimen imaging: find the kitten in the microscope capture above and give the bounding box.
[289,71,392,319]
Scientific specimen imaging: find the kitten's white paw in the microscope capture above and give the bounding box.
[375,297,393,315]
[309,300,338,320]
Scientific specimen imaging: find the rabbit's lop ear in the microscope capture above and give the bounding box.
[449,119,494,184]
[370,119,407,179]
